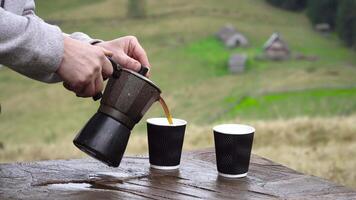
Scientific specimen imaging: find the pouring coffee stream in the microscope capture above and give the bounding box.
[73,57,173,167]
[158,97,173,125]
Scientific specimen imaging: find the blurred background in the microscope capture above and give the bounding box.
[0,0,356,188]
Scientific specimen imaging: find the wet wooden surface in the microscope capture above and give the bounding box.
[1,149,356,200]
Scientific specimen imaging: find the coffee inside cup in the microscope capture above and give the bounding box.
[147,118,187,126]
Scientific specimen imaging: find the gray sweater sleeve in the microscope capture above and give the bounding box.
[0,0,101,83]
[0,6,64,83]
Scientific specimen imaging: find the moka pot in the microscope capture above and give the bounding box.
[73,58,161,167]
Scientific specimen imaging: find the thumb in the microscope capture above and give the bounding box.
[114,50,141,72]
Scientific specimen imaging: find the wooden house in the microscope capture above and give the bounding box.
[216,25,249,48]
[263,33,290,60]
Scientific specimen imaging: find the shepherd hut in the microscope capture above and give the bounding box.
[263,33,290,60]
[216,25,249,48]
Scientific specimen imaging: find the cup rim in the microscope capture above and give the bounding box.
[213,124,255,135]
[147,117,187,127]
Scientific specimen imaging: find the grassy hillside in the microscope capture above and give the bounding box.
[1,0,356,188]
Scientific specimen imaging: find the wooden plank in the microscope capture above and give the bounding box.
[0,149,355,199]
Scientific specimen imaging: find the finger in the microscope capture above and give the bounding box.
[102,56,114,79]
[63,82,71,91]
[76,81,96,98]
[94,73,104,95]
[131,41,150,67]
[71,83,86,95]
[113,50,141,72]
[100,47,113,57]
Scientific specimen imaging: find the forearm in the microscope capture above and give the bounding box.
[0,8,64,83]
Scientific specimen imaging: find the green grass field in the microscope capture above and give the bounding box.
[1,0,356,188]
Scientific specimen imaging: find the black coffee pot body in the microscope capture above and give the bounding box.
[73,63,161,167]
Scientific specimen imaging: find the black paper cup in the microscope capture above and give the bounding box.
[147,118,187,170]
[213,124,255,178]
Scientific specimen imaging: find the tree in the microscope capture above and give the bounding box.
[306,0,338,29]
[127,0,147,19]
[336,0,356,48]
[266,0,307,11]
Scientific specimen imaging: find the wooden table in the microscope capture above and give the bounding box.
[1,149,355,199]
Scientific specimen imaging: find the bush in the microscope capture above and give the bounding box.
[336,0,356,48]
[306,0,338,29]
[266,0,307,11]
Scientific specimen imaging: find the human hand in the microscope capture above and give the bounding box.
[56,36,114,98]
[95,36,150,76]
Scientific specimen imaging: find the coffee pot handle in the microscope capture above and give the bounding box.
[92,57,149,101]
[138,65,149,76]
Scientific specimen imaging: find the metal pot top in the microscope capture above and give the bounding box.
[120,68,161,93]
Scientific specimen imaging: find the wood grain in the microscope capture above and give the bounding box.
[1,149,355,199]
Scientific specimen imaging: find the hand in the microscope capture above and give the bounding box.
[95,36,150,76]
[56,36,114,98]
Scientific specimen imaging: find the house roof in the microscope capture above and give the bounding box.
[263,33,286,49]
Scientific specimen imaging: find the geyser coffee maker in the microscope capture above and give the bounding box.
[73,58,161,167]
